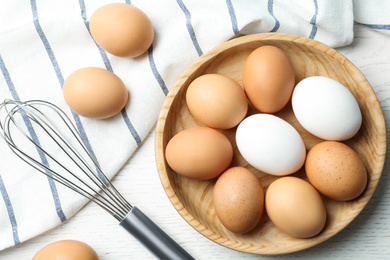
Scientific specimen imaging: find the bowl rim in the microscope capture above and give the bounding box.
[154,32,387,255]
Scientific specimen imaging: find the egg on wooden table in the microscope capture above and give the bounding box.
[89,3,154,58]
[165,127,233,180]
[305,141,368,201]
[186,74,248,129]
[236,114,306,176]
[63,67,128,119]
[292,76,362,141]
[33,240,99,260]
[265,177,327,238]
[242,45,295,113]
[213,167,264,234]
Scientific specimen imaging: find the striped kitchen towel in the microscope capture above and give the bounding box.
[353,0,390,35]
[0,0,388,251]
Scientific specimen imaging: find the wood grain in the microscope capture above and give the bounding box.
[155,33,386,255]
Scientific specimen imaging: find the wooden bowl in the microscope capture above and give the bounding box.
[155,33,386,254]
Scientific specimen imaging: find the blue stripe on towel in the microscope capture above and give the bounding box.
[359,23,390,30]
[31,0,115,220]
[226,0,239,34]
[31,0,93,151]
[2,48,68,224]
[79,0,113,72]
[309,0,318,39]
[1,52,68,224]
[127,2,169,97]
[120,109,142,145]
[79,0,141,146]
[31,3,64,86]
[176,0,203,56]
[268,0,280,32]
[31,0,106,179]
[24,119,67,222]
[0,174,20,245]
[121,110,141,145]
[148,45,169,96]
[120,109,141,145]
[0,55,20,245]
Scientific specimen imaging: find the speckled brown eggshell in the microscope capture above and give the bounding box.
[242,45,295,113]
[305,141,368,201]
[213,167,264,234]
[165,127,233,180]
[186,74,248,129]
[33,240,99,260]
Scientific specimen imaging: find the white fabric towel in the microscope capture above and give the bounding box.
[0,0,388,251]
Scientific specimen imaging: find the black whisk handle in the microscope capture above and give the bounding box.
[120,206,195,260]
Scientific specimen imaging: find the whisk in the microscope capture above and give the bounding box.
[0,99,194,260]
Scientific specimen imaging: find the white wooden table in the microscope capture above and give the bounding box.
[1,24,389,260]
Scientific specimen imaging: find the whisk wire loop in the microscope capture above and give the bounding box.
[0,100,131,221]
[0,99,195,259]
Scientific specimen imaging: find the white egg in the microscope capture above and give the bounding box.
[236,114,306,176]
[292,76,362,141]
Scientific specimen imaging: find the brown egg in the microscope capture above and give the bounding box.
[63,67,128,119]
[213,167,264,234]
[33,240,98,260]
[305,141,368,201]
[165,127,233,180]
[186,74,248,129]
[89,3,154,58]
[265,177,326,238]
[242,45,295,113]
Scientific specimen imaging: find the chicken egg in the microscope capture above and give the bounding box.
[186,74,248,129]
[236,114,306,176]
[213,167,264,234]
[305,141,368,201]
[63,67,128,119]
[89,3,154,58]
[242,45,295,113]
[265,177,327,238]
[292,76,362,141]
[165,127,233,180]
[33,240,98,260]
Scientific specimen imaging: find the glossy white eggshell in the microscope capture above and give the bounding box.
[236,114,306,176]
[291,76,362,141]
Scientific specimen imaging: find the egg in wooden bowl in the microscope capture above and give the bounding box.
[155,33,386,255]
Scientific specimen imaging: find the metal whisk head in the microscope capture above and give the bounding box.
[0,99,132,221]
[0,99,195,259]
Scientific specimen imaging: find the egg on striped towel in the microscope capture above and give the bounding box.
[89,3,154,58]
